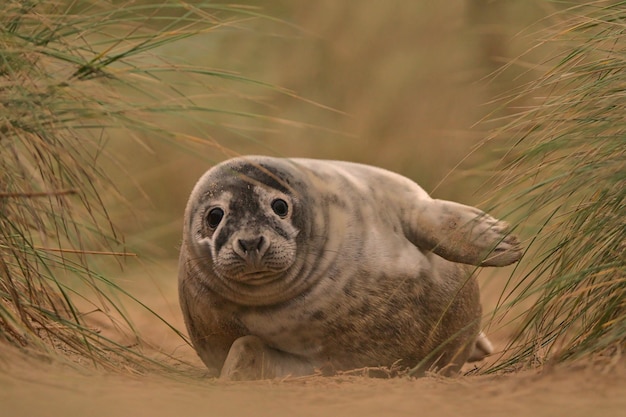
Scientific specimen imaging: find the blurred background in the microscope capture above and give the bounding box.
[3,0,622,372]
[104,0,556,259]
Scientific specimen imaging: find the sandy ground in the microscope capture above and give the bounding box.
[3,353,626,417]
[2,262,625,417]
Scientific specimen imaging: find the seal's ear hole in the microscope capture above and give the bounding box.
[271,199,289,218]
[206,208,224,228]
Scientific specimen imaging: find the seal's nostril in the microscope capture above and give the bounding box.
[238,237,265,254]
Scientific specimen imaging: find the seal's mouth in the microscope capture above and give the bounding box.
[233,270,281,285]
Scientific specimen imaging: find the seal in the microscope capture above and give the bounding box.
[178,156,522,380]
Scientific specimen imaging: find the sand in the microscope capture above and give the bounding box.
[2,262,625,417]
[3,352,625,417]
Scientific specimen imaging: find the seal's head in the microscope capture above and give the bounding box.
[183,157,315,306]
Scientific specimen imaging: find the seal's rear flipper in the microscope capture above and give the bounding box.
[407,200,523,267]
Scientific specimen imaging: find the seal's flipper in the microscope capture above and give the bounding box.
[407,200,522,267]
[220,335,316,381]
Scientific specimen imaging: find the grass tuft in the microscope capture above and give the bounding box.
[485,0,626,371]
[0,0,281,370]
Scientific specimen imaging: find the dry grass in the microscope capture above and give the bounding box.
[0,0,285,370]
[483,0,626,371]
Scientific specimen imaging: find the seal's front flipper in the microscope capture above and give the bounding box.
[220,335,315,381]
[407,200,522,267]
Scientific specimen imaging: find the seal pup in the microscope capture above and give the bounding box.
[178,156,522,380]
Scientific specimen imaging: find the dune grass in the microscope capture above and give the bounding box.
[0,0,284,370]
[484,0,625,371]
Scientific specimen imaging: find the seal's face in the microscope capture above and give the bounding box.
[201,185,298,284]
[186,159,311,304]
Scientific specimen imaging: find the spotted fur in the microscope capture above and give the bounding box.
[178,156,522,380]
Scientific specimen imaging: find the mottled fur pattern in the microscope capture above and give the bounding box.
[178,156,522,380]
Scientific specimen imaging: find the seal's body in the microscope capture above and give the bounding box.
[179,156,521,380]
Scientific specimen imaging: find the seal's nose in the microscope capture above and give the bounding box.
[234,235,269,260]
[238,236,264,253]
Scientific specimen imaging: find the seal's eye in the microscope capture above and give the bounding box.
[271,199,289,218]
[206,208,224,228]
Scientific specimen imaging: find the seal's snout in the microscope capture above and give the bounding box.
[234,234,269,263]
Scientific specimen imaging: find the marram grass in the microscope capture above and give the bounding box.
[485,0,625,371]
[0,0,281,370]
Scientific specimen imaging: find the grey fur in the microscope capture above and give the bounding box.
[178,156,522,380]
